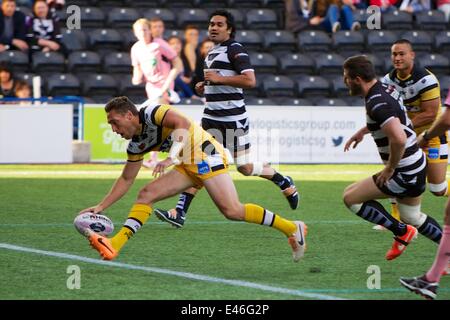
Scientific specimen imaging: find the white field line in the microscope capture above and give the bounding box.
[0,243,346,300]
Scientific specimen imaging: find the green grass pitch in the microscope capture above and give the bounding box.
[0,164,448,300]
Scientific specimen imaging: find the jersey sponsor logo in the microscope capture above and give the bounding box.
[428,148,439,159]
[197,160,211,175]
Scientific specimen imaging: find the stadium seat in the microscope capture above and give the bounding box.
[31,51,65,74]
[159,0,193,7]
[228,0,262,8]
[97,0,125,7]
[223,9,245,28]
[66,0,92,5]
[61,28,87,53]
[278,53,315,75]
[353,8,370,28]
[248,52,278,74]
[417,53,449,76]
[414,10,447,31]
[364,53,386,75]
[88,28,123,54]
[82,73,119,98]
[47,73,81,96]
[123,0,163,7]
[144,8,177,29]
[177,8,209,28]
[234,30,263,51]
[263,30,297,52]
[245,9,279,29]
[68,51,102,75]
[193,0,229,8]
[366,30,397,53]
[400,30,433,52]
[80,7,105,28]
[263,0,285,9]
[314,53,346,75]
[297,30,332,53]
[244,73,265,97]
[295,75,330,98]
[275,97,314,106]
[262,75,295,97]
[0,50,29,72]
[103,52,131,74]
[382,10,413,30]
[332,31,365,54]
[120,29,137,51]
[245,97,277,105]
[345,96,365,107]
[330,75,349,97]
[315,97,349,107]
[119,75,147,104]
[434,30,450,54]
[106,7,140,29]
[16,72,42,91]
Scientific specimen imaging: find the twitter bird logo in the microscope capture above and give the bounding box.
[332,136,343,147]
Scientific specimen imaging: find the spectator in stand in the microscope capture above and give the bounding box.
[0,62,16,98]
[168,35,199,100]
[14,79,31,105]
[26,0,63,54]
[438,0,450,22]
[369,0,399,12]
[284,0,314,33]
[309,0,361,33]
[192,38,214,86]
[47,0,64,10]
[398,0,431,13]
[182,25,200,91]
[0,0,29,52]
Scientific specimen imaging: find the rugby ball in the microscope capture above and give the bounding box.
[74,212,114,236]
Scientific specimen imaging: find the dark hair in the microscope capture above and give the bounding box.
[343,55,376,81]
[104,96,139,115]
[392,38,413,51]
[209,10,236,39]
[0,62,14,79]
[14,79,30,92]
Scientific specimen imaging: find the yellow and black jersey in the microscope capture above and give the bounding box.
[382,66,441,134]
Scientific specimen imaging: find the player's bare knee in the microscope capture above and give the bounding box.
[342,189,355,208]
[237,164,252,176]
[428,182,447,197]
[137,186,157,204]
[221,203,244,221]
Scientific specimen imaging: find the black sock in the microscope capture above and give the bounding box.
[271,172,291,190]
[175,192,195,217]
[356,200,407,236]
[417,215,442,244]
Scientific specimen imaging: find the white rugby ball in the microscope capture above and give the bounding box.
[74,212,114,236]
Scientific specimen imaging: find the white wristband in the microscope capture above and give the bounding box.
[168,141,184,165]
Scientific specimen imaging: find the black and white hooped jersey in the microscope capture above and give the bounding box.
[365,81,425,173]
[202,38,254,122]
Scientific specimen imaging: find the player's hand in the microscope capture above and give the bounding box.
[204,71,221,84]
[344,131,364,152]
[375,167,395,187]
[152,158,175,178]
[78,206,103,215]
[416,134,428,148]
[195,81,205,95]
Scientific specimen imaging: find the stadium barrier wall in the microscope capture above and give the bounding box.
[0,104,73,163]
[83,104,382,164]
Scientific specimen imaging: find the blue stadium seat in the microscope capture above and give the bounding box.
[315,97,349,107]
[16,72,43,92]
[106,7,140,29]
[144,8,177,29]
[120,29,137,51]
[263,30,297,52]
[382,10,413,30]
[275,97,314,106]
[80,7,105,28]
[332,30,365,54]
[414,10,447,31]
[297,30,332,53]
[417,53,449,76]
[249,52,278,74]
[0,50,29,72]
[123,0,164,7]
[330,75,349,97]
[295,75,330,98]
[82,73,119,98]
[223,9,245,28]
[314,53,346,75]
[103,52,131,74]
[234,30,263,51]
[61,28,87,53]
[159,0,192,8]
[263,0,284,9]
[47,73,81,96]
[193,0,229,8]
[434,30,450,54]
[245,9,279,29]
[68,51,102,75]
[262,75,295,97]
[345,96,365,107]
[119,74,147,104]
[228,0,262,8]
[400,30,433,52]
[177,8,209,28]
[88,28,123,54]
[278,53,315,75]
[366,30,397,53]
[243,73,265,97]
[31,51,65,74]
[245,97,277,105]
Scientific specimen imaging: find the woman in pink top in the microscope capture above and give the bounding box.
[131,18,182,104]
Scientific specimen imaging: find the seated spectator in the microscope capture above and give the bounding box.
[369,0,400,12]
[310,0,361,33]
[284,0,313,33]
[47,0,64,10]
[398,0,430,13]
[26,0,63,54]
[0,62,16,98]
[0,0,29,52]
[438,0,450,22]
[14,79,32,105]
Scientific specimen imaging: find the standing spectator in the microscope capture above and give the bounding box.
[182,25,200,91]
[0,62,16,98]
[0,0,29,52]
[26,0,63,54]
[438,0,450,22]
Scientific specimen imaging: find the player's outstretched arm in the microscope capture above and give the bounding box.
[344,126,369,152]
